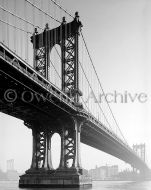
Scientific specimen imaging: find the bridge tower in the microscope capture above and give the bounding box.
[19,13,91,188]
[132,143,146,173]
[133,144,145,162]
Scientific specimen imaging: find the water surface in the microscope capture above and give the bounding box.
[0,180,151,190]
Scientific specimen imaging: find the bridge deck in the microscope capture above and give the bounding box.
[0,43,149,172]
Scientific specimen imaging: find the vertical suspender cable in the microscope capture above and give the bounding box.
[6,0,9,48]
[49,0,74,19]
[14,0,16,53]
[24,0,28,63]
[54,0,57,85]
[2,0,5,44]
[81,31,128,144]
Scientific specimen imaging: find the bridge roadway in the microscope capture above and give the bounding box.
[0,42,149,173]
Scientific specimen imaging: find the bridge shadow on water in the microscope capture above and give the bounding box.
[18,187,92,190]
[1,180,151,190]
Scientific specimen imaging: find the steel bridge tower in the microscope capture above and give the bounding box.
[132,143,146,174]
[133,144,146,162]
[19,13,91,188]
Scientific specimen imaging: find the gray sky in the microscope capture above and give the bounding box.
[0,0,151,172]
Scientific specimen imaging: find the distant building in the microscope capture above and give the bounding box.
[6,159,19,181]
[0,169,7,180]
[7,159,14,171]
[82,169,89,176]
[89,165,119,180]
[107,165,118,179]
[89,166,107,180]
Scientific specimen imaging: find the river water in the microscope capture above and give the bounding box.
[0,181,151,190]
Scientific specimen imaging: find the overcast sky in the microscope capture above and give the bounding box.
[0,0,151,173]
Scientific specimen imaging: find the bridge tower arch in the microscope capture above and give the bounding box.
[31,12,82,103]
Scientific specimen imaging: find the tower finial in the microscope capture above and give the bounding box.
[34,28,38,34]
[62,17,66,24]
[45,23,49,30]
[75,12,79,22]
[75,12,79,17]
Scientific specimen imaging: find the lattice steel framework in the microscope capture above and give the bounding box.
[61,14,82,103]
[32,25,49,79]
[133,143,146,162]
[29,125,54,170]
[31,12,82,103]
[60,128,75,168]
[59,118,82,172]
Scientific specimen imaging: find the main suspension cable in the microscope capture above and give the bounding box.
[0,19,32,34]
[25,0,61,23]
[80,31,128,144]
[49,0,74,18]
[79,61,113,131]
[0,5,42,30]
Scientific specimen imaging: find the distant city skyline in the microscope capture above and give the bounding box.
[0,160,142,182]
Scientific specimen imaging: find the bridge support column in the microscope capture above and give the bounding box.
[19,118,92,188]
[58,118,82,171]
[29,127,54,170]
[54,117,91,187]
[19,124,55,188]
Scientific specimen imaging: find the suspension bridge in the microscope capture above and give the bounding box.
[0,0,150,188]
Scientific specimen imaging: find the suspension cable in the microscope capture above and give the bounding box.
[50,59,61,80]
[80,31,128,144]
[0,19,32,34]
[54,46,61,59]
[0,5,42,30]
[52,41,112,131]
[51,34,113,131]
[79,61,113,131]
[80,96,93,118]
[25,0,61,24]
[49,45,108,130]
[49,0,74,18]
[52,47,92,121]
